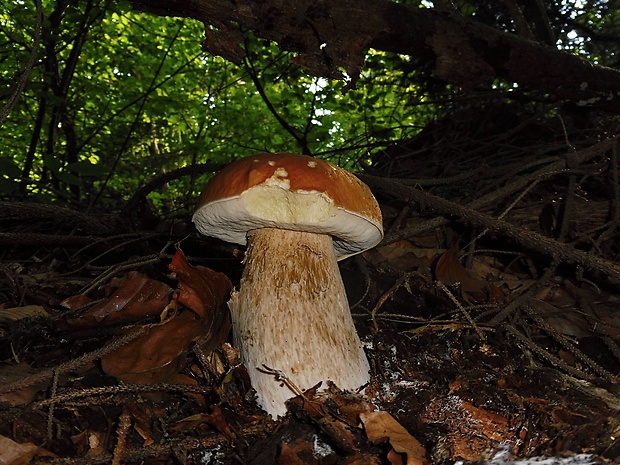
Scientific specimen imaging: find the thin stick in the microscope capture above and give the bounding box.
[111,410,132,465]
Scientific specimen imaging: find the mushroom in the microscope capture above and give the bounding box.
[192,152,383,417]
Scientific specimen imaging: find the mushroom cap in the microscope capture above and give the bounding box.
[193,153,383,259]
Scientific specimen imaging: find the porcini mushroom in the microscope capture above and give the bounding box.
[192,153,383,418]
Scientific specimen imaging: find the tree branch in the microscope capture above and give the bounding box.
[128,0,620,111]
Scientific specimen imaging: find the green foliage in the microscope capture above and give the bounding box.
[0,0,428,212]
[0,0,614,214]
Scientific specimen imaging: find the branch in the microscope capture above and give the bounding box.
[128,0,620,111]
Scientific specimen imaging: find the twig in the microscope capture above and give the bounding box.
[436,281,485,340]
[258,365,306,398]
[349,255,373,310]
[360,159,620,282]
[371,272,415,332]
[79,255,162,295]
[47,369,60,440]
[122,162,225,215]
[31,383,213,409]
[522,301,617,381]
[0,326,148,395]
[111,410,132,465]
[0,0,42,125]
[369,138,616,244]
[505,324,598,382]
[489,261,559,324]
[501,0,536,40]
[0,201,112,233]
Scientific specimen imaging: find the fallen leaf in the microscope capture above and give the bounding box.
[286,384,361,455]
[360,411,428,465]
[278,440,312,465]
[100,311,205,384]
[59,272,173,329]
[0,305,49,325]
[0,363,49,406]
[368,241,439,271]
[419,396,513,460]
[434,247,488,302]
[60,294,93,309]
[169,247,232,322]
[0,434,54,465]
[101,253,232,385]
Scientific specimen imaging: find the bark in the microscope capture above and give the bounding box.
[129,0,620,111]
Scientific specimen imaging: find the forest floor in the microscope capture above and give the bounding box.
[1,110,619,465]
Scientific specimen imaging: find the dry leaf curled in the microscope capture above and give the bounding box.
[360,411,428,465]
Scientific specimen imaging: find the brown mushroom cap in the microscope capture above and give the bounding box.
[193,153,383,258]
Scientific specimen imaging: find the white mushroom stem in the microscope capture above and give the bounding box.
[228,227,370,418]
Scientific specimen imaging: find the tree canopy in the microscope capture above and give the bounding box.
[1,0,618,214]
[1,0,434,213]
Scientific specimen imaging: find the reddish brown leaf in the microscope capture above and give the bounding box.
[102,254,232,385]
[202,406,238,441]
[286,384,362,455]
[435,247,488,302]
[278,441,312,465]
[60,272,173,329]
[101,310,216,384]
[60,294,92,309]
[387,449,407,465]
[341,453,382,465]
[366,241,437,272]
[169,247,232,320]
[360,411,429,465]
[0,435,55,464]
[278,436,339,465]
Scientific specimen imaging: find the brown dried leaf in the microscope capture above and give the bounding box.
[60,272,172,329]
[60,294,92,309]
[0,305,49,325]
[101,254,232,385]
[365,240,439,272]
[435,247,488,302]
[0,363,48,406]
[360,411,429,465]
[342,453,382,465]
[420,396,513,460]
[278,439,320,465]
[286,384,360,454]
[0,434,54,465]
[101,311,202,384]
[169,247,232,321]
[124,403,158,447]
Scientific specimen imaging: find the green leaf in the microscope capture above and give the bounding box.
[0,157,22,179]
[55,171,81,186]
[66,160,108,177]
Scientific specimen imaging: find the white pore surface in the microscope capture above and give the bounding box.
[192,184,383,259]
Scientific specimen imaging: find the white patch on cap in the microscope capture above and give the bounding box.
[267,160,276,166]
[308,161,317,168]
[262,167,290,189]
